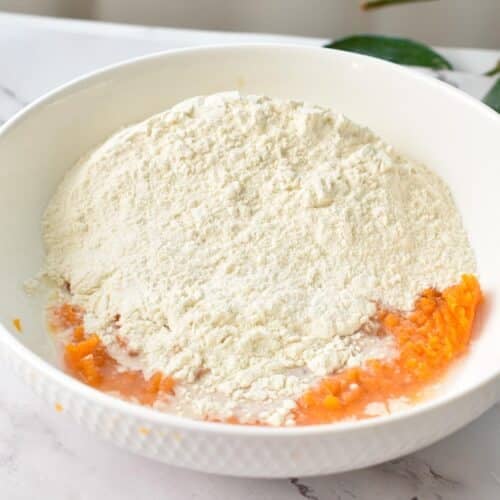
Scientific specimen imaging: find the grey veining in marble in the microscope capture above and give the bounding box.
[0,12,499,500]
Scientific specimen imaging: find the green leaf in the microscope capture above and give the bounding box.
[324,35,453,70]
[484,60,500,77]
[361,0,437,11]
[483,78,500,113]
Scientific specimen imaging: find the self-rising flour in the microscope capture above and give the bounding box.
[41,92,476,425]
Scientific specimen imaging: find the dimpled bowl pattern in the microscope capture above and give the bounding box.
[0,46,499,477]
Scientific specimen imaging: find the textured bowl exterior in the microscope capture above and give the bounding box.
[1,335,498,477]
[0,45,499,477]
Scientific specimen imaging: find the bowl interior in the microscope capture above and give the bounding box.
[0,45,499,407]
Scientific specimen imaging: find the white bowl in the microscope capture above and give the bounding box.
[0,45,499,478]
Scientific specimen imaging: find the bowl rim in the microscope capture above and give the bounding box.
[0,43,499,437]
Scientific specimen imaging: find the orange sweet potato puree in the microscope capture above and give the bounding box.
[50,306,175,405]
[51,274,481,425]
[293,274,482,424]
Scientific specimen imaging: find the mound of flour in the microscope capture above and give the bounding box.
[42,92,475,425]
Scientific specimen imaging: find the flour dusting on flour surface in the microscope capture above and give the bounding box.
[41,92,476,425]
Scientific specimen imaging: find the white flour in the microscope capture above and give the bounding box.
[42,92,476,425]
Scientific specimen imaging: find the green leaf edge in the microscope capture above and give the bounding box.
[324,34,453,70]
[361,0,436,10]
[483,78,500,114]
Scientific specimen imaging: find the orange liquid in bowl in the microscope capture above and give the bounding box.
[50,306,175,405]
[50,275,481,425]
[294,274,482,424]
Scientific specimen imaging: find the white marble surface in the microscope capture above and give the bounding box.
[1,12,499,500]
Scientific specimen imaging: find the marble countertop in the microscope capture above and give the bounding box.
[0,12,499,500]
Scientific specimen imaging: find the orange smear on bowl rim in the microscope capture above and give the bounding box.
[12,318,22,332]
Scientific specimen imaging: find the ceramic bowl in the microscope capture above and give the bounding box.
[0,45,499,477]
